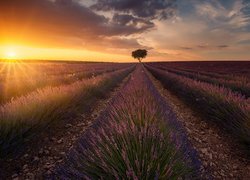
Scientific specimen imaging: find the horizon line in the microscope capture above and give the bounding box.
[0,59,249,63]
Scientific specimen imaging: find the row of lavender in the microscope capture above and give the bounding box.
[53,66,201,179]
[0,62,130,104]
[0,66,134,157]
[147,62,250,78]
[146,65,250,150]
[172,67,247,81]
[0,61,131,80]
[150,64,250,98]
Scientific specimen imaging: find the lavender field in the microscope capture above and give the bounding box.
[0,61,249,179]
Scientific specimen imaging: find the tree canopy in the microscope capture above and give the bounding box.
[132,49,147,62]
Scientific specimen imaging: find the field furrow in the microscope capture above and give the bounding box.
[52,65,202,179]
[1,61,249,179]
[147,68,250,179]
[146,65,250,149]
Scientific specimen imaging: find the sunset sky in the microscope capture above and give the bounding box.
[0,0,250,62]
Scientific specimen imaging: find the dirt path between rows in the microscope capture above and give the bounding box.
[0,73,132,179]
[148,71,250,179]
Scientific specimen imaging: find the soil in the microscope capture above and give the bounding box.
[148,71,250,180]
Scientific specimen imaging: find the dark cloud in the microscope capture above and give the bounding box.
[110,14,155,34]
[0,0,156,50]
[217,45,229,48]
[197,45,208,49]
[195,44,229,50]
[100,14,155,37]
[151,51,169,56]
[112,14,154,28]
[0,0,107,37]
[92,0,177,20]
[180,47,193,50]
[237,39,250,45]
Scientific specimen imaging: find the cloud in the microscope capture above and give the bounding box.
[0,0,104,47]
[0,0,107,35]
[0,0,157,50]
[92,0,177,20]
[180,47,193,50]
[237,39,250,45]
[197,45,230,50]
[112,14,154,29]
[180,45,229,51]
[197,45,208,49]
[217,45,229,48]
[194,0,250,29]
[104,14,155,36]
[1,0,249,61]
[142,0,250,60]
[85,37,152,52]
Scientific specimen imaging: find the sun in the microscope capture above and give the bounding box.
[5,50,17,59]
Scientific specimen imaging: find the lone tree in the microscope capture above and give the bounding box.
[132,49,147,63]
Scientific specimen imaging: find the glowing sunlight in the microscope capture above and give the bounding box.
[5,50,16,59]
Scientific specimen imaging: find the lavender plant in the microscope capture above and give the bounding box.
[55,66,194,179]
[155,66,250,98]
[147,65,250,148]
[0,64,130,104]
[0,67,134,156]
